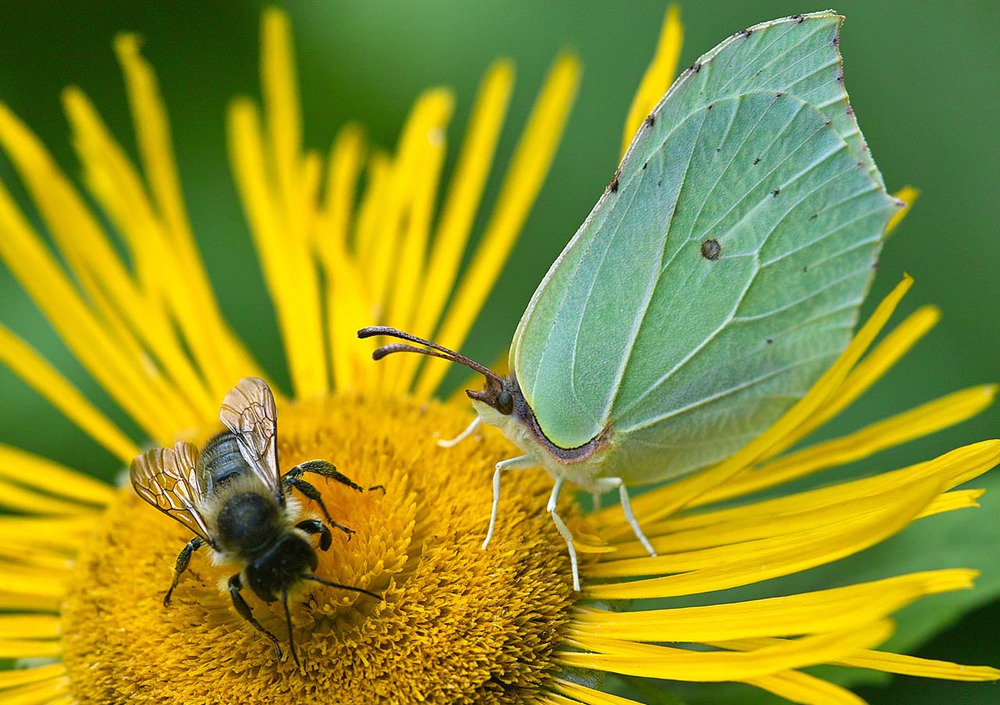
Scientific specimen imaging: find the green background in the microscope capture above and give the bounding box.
[0,2,997,703]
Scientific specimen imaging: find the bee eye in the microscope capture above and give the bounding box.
[496,388,514,415]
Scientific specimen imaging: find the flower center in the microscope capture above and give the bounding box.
[60,394,578,703]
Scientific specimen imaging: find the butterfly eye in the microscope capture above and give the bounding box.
[496,389,514,415]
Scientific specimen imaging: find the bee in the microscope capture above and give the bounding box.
[129,376,381,666]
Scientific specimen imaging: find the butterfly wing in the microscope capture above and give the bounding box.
[130,441,215,544]
[218,377,283,503]
[511,13,901,483]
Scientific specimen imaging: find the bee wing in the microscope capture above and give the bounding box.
[130,441,214,544]
[218,377,282,502]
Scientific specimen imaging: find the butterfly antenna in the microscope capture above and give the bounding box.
[358,326,503,384]
[305,573,381,601]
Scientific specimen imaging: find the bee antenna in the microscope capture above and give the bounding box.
[357,326,503,385]
[305,574,381,601]
[282,590,301,670]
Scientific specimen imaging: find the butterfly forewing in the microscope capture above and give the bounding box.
[130,441,214,543]
[218,377,283,502]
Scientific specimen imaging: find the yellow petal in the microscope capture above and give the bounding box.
[0,326,138,463]
[414,53,581,400]
[557,620,893,682]
[887,185,918,236]
[571,570,974,642]
[622,5,682,157]
[746,670,866,705]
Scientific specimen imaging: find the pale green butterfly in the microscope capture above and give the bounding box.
[359,11,902,590]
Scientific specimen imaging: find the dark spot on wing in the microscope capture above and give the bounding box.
[715,147,721,153]
[836,71,845,84]
[846,105,855,117]
[771,188,780,197]
[608,168,621,193]
[645,114,656,128]
[753,157,762,165]
[701,239,721,261]
[802,265,809,273]
[833,35,840,46]
[766,338,773,345]
[692,61,702,73]
[658,179,664,187]
[792,14,805,23]
[642,162,648,170]
[739,28,753,38]
[809,213,818,221]
[775,92,785,98]
[707,102,714,110]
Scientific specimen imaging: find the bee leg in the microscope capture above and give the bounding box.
[164,536,204,607]
[296,518,333,551]
[284,460,382,533]
[228,574,283,661]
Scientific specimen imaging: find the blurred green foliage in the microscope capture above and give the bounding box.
[0,2,997,702]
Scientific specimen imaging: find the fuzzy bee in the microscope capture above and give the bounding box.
[129,376,380,666]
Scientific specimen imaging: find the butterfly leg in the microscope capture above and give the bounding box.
[297,518,333,551]
[438,415,482,448]
[547,477,581,591]
[163,535,204,607]
[592,477,656,557]
[228,573,283,660]
[482,454,535,550]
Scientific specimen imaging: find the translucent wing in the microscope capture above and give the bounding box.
[218,377,282,502]
[130,441,214,544]
[511,13,901,483]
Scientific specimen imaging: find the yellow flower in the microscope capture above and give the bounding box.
[0,6,997,704]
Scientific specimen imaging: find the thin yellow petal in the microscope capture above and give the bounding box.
[414,53,581,400]
[0,615,60,640]
[614,440,1000,559]
[62,87,218,418]
[887,185,918,236]
[556,621,893,682]
[0,517,98,552]
[377,89,455,393]
[622,5,682,157]
[620,276,914,527]
[115,35,256,399]
[837,649,1000,681]
[317,124,368,390]
[762,304,941,461]
[411,60,515,347]
[0,325,139,463]
[571,571,974,643]
[0,678,71,705]
[920,489,984,517]
[585,478,940,599]
[746,671,866,705]
[259,8,328,397]
[229,97,327,397]
[0,105,195,440]
[0,445,116,507]
[695,383,996,507]
[0,665,66,689]
[0,640,61,659]
[552,678,645,704]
